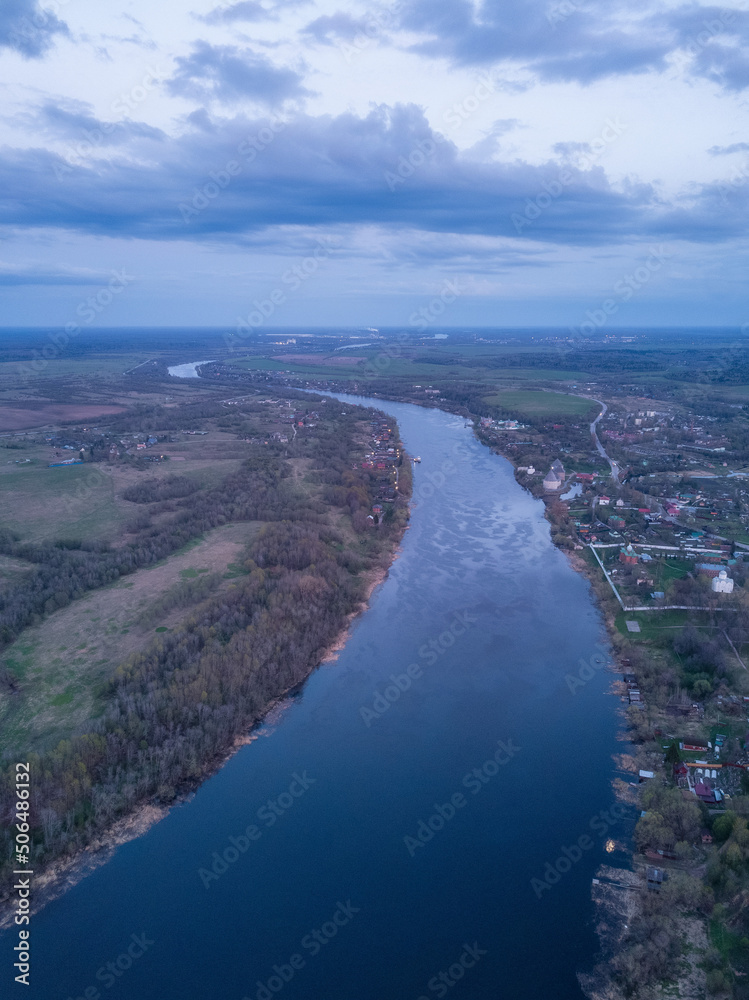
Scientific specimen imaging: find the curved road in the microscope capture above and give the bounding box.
[588,397,620,485]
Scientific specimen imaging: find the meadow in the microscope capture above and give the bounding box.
[0,521,260,758]
[483,389,598,417]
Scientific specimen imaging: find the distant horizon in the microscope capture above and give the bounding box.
[0,325,745,334]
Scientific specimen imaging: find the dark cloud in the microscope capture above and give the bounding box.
[0,102,744,252]
[337,0,749,91]
[0,0,68,58]
[0,104,645,244]
[393,0,671,83]
[166,42,313,105]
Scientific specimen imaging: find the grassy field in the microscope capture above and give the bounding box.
[614,608,714,639]
[0,430,248,543]
[0,462,127,543]
[0,521,261,759]
[483,389,598,417]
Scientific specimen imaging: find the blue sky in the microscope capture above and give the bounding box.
[0,0,748,329]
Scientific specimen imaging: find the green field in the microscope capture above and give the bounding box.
[614,608,714,640]
[0,521,261,757]
[483,390,598,417]
[0,462,126,542]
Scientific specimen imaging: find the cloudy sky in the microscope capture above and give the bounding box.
[0,0,748,330]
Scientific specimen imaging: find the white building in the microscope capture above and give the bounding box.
[712,569,734,594]
[543,470,562,491]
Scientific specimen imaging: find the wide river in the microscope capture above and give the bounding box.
[7,393,627,999]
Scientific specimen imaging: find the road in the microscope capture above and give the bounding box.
[588,397,621,486]
[123,358,155,375]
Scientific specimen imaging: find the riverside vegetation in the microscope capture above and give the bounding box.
[0,387,410,903]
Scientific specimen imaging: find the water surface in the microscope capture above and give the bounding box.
[3,393,626,1000]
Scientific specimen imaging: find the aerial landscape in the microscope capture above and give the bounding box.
[2,2,749,999]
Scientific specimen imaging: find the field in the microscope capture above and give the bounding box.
[614,608,713,640]
[0,430,247,543]
[0,403,126,431]
[483,389,598,417]
[0,521,261,758]
[0,462,126,543]
[233,353,592,384]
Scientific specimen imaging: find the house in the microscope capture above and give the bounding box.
[616,498,625,507]
[694,781,719,804]
[697,563,722,578]
[712,569,734,594]
[598,495,611,506]
[543,469,562,491]
[608,516,625,530]
[646,867,664,891]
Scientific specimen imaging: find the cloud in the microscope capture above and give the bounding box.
[0,264,117,286]
[0,104,646,243]
[13,99,165,145]
[166,41,313,105]
[709,142,749,156]
[301,12,375,45]
[394,0,671,83]
[199,2,274,24]
[338,0,749,91]
[0,0,68,58]
[0,101,746,254]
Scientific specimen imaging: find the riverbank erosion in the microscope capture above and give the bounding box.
[0,396,411,921]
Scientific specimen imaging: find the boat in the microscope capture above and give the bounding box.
[413,456,421,463]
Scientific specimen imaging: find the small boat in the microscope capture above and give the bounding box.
[413,456,421,463]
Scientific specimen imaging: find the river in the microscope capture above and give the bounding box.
[4,393,627,1000]
[167,360,215,378]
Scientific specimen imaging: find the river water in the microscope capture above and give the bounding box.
[167,361,215,378]
[5,393,627,1000]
